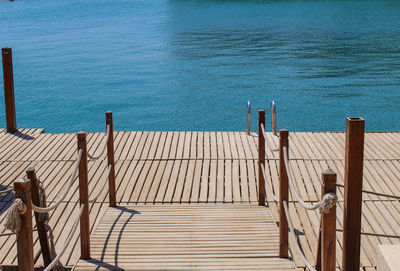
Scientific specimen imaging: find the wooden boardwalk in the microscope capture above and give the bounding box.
[74,205,294,271]
[0,129,399,270]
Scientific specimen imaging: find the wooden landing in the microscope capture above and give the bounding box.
[0,130,399,270]
[73,205,294,271]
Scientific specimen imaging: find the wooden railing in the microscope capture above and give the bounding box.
[5,111,117,270]
[258,110,366,271]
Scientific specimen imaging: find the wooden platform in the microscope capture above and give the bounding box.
[74,205,294,271]
[0,130,399,270]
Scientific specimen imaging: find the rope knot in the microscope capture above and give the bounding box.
[319,192,338,214]
[4,198,27,233]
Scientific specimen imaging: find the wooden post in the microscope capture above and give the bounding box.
[279,129,289,258]
[258,110,265,206]
[14,178,34,271]
[77,132,90,259]
[26,168,52,267]
[106,111,116,207]
[2,48,17,133]
[321,169,336,271]
[342,117,364,271]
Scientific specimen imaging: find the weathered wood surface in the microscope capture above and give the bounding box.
[0,130,399,270]
[74,205,294,271]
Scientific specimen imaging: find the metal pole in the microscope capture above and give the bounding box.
[246,101,251,135]
[271,101,277,136]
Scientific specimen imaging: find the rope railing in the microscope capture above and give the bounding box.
[89,165,112,203]
[283,200,318,271]
[260,123,279,152]
[1,111,117,271]
[31,148,83,213]
[260,165,278,202]
[257,113,369,270]
[258,110,338,271]
[283,146,338,213]
[87,124,110,160]
[43,203,86,271]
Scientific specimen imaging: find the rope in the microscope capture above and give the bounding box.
[89,164,112,203]
[0,187,13,195]
[283,147,338,213]
[261,165,278,202]
[334,183,400,200]
[32,149,83,213]
[260,123,279,152]
[283,200,317,271]
[44,224,63,271]
[43,204,86,271]
[4,198,27,233]
[38,180,49,223]
[336,228,400,239]
[87,124,110,160]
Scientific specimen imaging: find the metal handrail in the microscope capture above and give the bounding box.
[246,101,251,135]
[270,101,277,135]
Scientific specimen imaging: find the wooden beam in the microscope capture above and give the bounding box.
[342,117,364,271]
[258,110,265,206]
[26,167,52,267]
[14,178,34,271]
[279,129,289,258]
[77,132,90,259]
[321,169,336,271]
[1,48,17,133]
[106,111,116,207]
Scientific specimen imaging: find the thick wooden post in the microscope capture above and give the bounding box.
[321,169,337,271]
[106,111,116,207]
[342,117,364,271]
[14,178,34,271]
[26,168,52,267]
[77,132,90,259]
[279,129,289,258]
[2,48,17,133]
[258,110,265,206]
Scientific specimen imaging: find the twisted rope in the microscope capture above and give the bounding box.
[4,198,27,233]
[0,187,13,195]
[283,200,317,271]
[87,125,110,160]
[38,180,49,222]
[32,149,83,213]
[260,165,278,202]
[260,123,279,152]
[43,204,85,271]
[283,147,337,213]
[89,164,112,203]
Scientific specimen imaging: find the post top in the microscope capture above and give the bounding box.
[26,167,36,176]
[14,178,31,191]
[279,129,289,137]
[1,47,11,52]
[323,168,336,175]
[346,117,364,122]
[258,109,265,113]
[106,111,113,115]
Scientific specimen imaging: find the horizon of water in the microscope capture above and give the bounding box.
[0,0,399,133]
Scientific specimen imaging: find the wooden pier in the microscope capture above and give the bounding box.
[1,129,400,270]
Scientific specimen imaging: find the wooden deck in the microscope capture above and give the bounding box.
[74,205,294,271]
[0,129,399,270]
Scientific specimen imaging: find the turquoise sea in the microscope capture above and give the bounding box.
[0,0,399,133]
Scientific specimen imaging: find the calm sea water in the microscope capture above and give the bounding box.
[0,0,399,133]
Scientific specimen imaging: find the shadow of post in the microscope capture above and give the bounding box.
[87,206,140,271]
